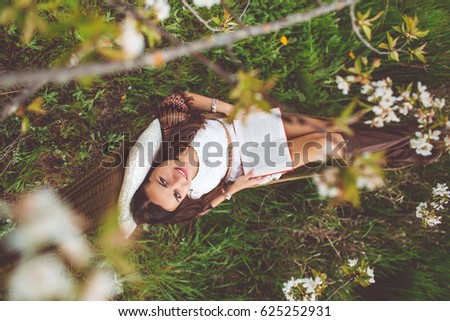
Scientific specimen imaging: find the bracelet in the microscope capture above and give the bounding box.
[211,98,219,113]
[221,187,232,200]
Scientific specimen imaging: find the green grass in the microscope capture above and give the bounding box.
[1,0,449,300]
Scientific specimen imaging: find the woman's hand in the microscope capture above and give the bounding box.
[228,170,268,195]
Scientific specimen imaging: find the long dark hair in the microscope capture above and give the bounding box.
[130,94,230,225]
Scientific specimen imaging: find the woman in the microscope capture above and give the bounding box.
[59,92,442,238]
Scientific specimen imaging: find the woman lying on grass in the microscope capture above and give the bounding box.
[59,92,443,239]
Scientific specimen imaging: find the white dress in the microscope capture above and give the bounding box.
[188,119,282,200]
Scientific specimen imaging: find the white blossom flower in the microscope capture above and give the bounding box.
[420,91,432,108]
[193,0,221,9]
[8,255,75,300]
[282,277,302,301]
[366,267,375,284]
[336,76,350,95]
[415,202,428,218]
[117,17,145,59]
[425,216,442,227]
[415,142,433,156]
[347,258,358,267]
[410,132,433,156]
[385,108,401,123]
[299,276,323,294]
[432,183,449,198]
[414,82,432,107]
[379,95,396,108]
[145,0,171,21]
[81,267,123,301]
[417,81,427,93]
[315,183,340,198]
[374,87,393,100]
[430,201,445,211]
[6,189,88,261]
[428,130,441,141]
[446,121,450,130]
[371,106,383,115]
[361,84,373,95]
[356,174,384,191]
[444,135,450,150]
[313,168,341,198]
[371,79,387,88]
[346,75,356,83]
[410,132,427,147]
[396,102,413,115]
[433,98,445,109]
[364,116,385,128]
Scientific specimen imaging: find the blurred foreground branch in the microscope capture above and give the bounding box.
[0,0,357,120]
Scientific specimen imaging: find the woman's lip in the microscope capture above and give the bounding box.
[175,167,188,180]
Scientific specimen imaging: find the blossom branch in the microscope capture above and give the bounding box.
[0,0,356,89]
[125,5,236,84]
[181,0,221,32]
[0,0,357,121]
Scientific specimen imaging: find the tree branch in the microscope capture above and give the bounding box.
[127,8,236,84]
[349,2,406,56]
[326,277,353,301]
[0,0,357,92]
[239,0,251,22]
[181,0,221,32]
[0,81,45,121]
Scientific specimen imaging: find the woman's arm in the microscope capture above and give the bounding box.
[200,170,267,215]
[186,92,235,116]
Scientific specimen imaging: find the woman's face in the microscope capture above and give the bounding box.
[143,156,196,211]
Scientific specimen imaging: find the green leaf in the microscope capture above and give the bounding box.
[367,11,384,22]
[406,82,413,93]
[392,25,402,33]
[389,51,399,62]
[0,6,18,24]
[361,8,371,20]
[26,97,45,115]
[402,15,414,31]
[415,29,430,38]
[386,31,394,49]
[21,116,30,133]
[392,36,399,48]
[212,16,221,26]
[362,25,372,41]
[378,42,389,50]
[414,51,426,63]
[413,14,419,28]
